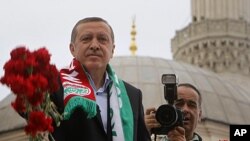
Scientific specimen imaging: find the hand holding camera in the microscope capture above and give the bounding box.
[151,74,184,135]
[145,108,161,132]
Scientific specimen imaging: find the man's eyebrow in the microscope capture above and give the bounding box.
[175,99,197,103]
[175,99,184,102]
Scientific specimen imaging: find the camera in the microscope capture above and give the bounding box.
[151,74,183,135]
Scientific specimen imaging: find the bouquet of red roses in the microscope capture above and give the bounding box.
[0,46,62,141]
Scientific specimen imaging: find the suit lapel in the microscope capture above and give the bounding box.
[96,106,107,134]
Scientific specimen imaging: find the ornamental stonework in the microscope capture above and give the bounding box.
[171,19,250,76]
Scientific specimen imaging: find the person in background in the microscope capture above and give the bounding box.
[145,83,203,141]
[51,17,151,141]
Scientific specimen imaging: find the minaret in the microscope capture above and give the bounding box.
[191,0,250,23]
[129,17,137,56]
[172,0,250,75]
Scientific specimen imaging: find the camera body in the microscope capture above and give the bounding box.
[151,74,183,135]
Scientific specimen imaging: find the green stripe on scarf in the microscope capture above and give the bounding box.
[64,96,97,120]
[107,65,134,141]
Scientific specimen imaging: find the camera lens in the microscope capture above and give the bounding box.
[155,104,178,126]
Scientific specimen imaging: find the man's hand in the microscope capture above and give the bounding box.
[145,107,161,132]
[167,126,186,141]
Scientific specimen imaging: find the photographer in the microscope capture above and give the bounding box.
[145,83,202,141]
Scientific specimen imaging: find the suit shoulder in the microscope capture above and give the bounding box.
[122,81,140,91]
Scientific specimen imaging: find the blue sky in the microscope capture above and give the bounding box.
[0,0,191,101]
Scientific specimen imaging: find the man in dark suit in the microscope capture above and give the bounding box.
[50,17,151,141]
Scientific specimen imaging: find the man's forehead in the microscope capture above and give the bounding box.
[177,87,199,100]
[78,22,110,30]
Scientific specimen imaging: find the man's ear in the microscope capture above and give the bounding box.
[198,109,202,122]
[111,44,115,58]
[70,43,75,57]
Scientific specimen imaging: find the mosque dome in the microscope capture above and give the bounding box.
[110,56,250,125]
[0,55,249,141]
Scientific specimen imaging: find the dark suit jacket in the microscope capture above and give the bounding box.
[50,81,151,141]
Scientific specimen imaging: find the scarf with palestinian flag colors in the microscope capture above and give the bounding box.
[60,58,133,141]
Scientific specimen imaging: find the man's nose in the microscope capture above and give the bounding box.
[180,103,189,112]
[90,40,100,51]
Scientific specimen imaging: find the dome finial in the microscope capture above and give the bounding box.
[129,16,137,56]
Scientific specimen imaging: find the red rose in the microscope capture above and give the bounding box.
[0,46,61,140]
[25,111,54,137]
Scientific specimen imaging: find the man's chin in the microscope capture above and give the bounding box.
[85,62,104,69]
[183,122,190,130]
